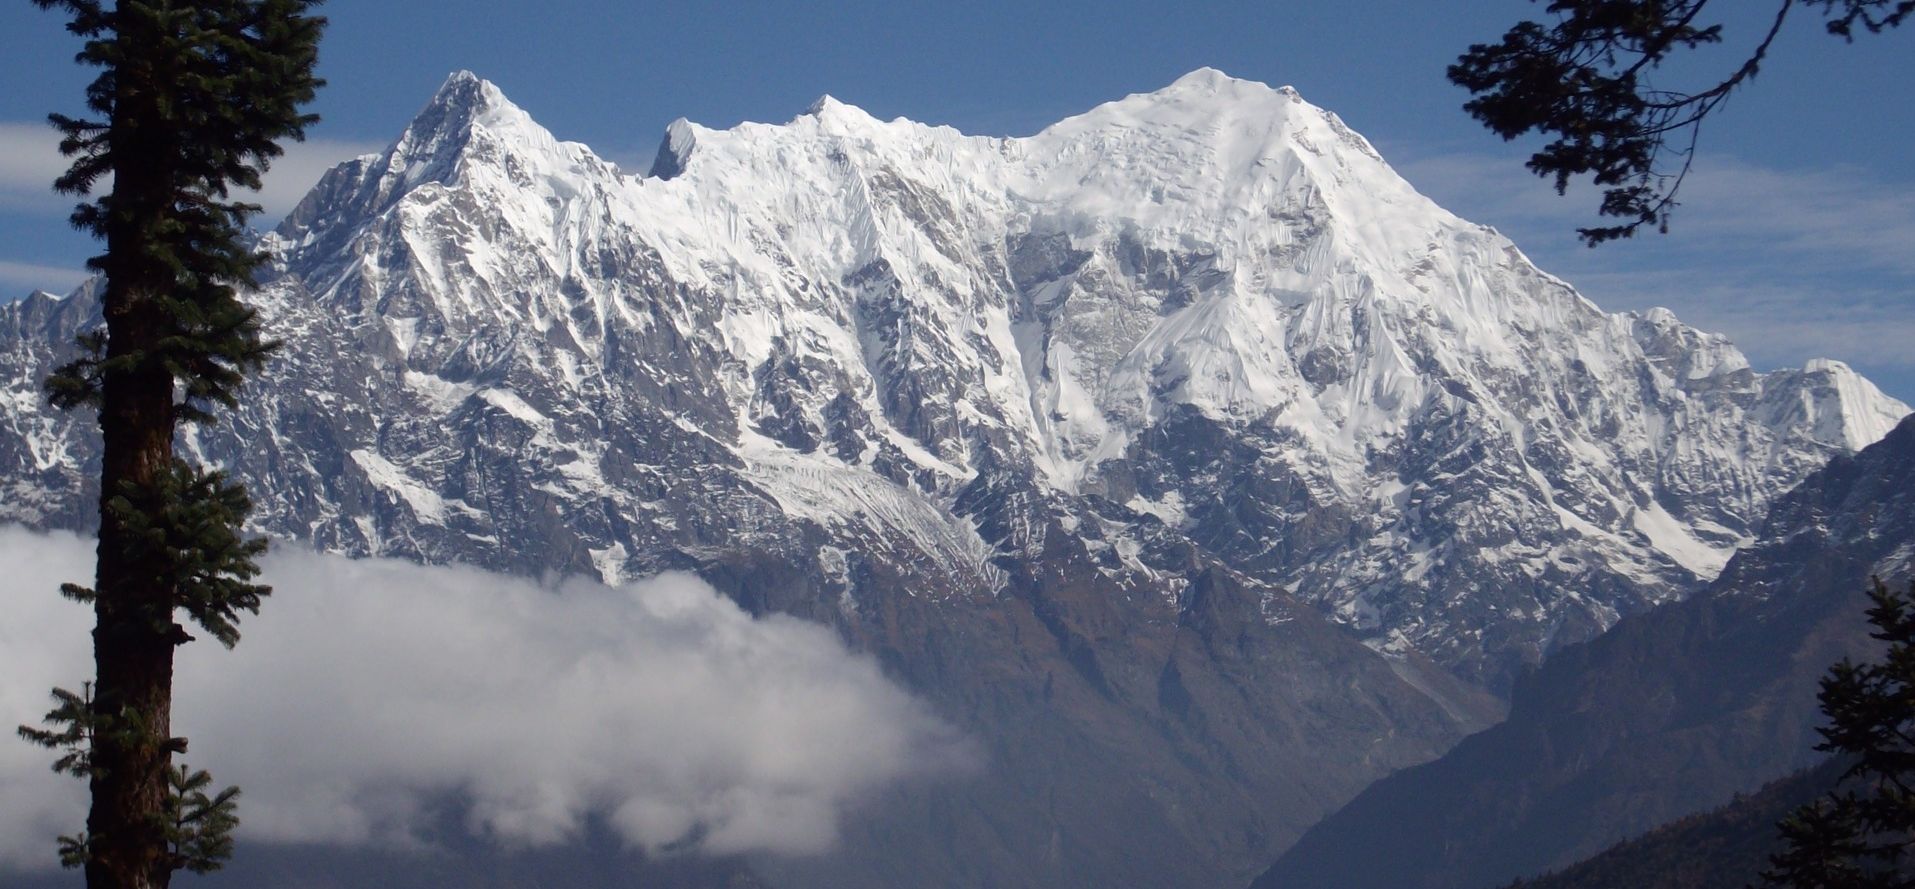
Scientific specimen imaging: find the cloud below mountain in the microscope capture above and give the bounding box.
[0,526,974,871]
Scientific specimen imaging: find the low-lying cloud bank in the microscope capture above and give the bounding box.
[0,526,973,870]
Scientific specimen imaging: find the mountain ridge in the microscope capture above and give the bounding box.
[254,69,1911,682]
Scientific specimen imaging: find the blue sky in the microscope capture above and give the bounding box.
[3,0,1911,399]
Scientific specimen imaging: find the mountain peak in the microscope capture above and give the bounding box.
[439,68,485,94]
[798,93,881,129]
[1763,359,1909,451]
[406,70,537,145]
[1172,66,1236,87]
[648,117,699,180]
[370,71,569,187]
[1142,67,1303,107]
[1040,67,1319,148]
[415,70,516,128]
[275,70,592,250]
[1162,66,1296,97]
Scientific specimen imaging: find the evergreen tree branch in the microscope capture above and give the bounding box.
[1452,0,1910,244]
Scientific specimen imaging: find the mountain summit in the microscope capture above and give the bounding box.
[1,71,1904,887]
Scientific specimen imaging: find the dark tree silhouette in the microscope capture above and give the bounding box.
[1763,578,1915,888]
[1450,1,1911,244]
[14,2,324,887]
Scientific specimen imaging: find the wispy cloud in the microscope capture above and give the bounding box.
[0,120,380,218]
[0,527,975,871]
[0,260,88,297]
[1392,147,1915,384]
[1675,158,1915,277]
[253,137,386,216]
[0,123,71,212]
[1395,150,1915,272]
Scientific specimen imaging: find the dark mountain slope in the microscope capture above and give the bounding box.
[1256,416,1915,889]
[1502,759,1844,889]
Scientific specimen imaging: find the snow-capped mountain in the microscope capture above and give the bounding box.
[9,68,1899,680]
[1,70,1905,887]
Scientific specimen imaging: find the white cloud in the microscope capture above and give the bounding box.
[0,531,90,871]
[1675,158,1915,276]
[0,123,70,211]
[0,119,379,219]
[1394,148,1915,273]
[0,527,975,871]
[253,138,385,217]
[0,260,89,298]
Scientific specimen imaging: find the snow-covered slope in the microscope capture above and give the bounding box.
[5,69,1904,687]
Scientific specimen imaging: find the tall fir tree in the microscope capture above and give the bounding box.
[14,2,324,887]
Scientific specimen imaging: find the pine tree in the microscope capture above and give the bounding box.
[1451,1,1912,244]
[15,2,324,887]
[1763,578,1915,888]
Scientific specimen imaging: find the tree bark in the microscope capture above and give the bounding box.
[85,36,180,889]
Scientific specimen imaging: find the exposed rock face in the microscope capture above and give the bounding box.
[1255,415,1915,889]
[1,70,1904,888]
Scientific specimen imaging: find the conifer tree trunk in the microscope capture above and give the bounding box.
[19,3,326,887]
[90,69,183,886]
